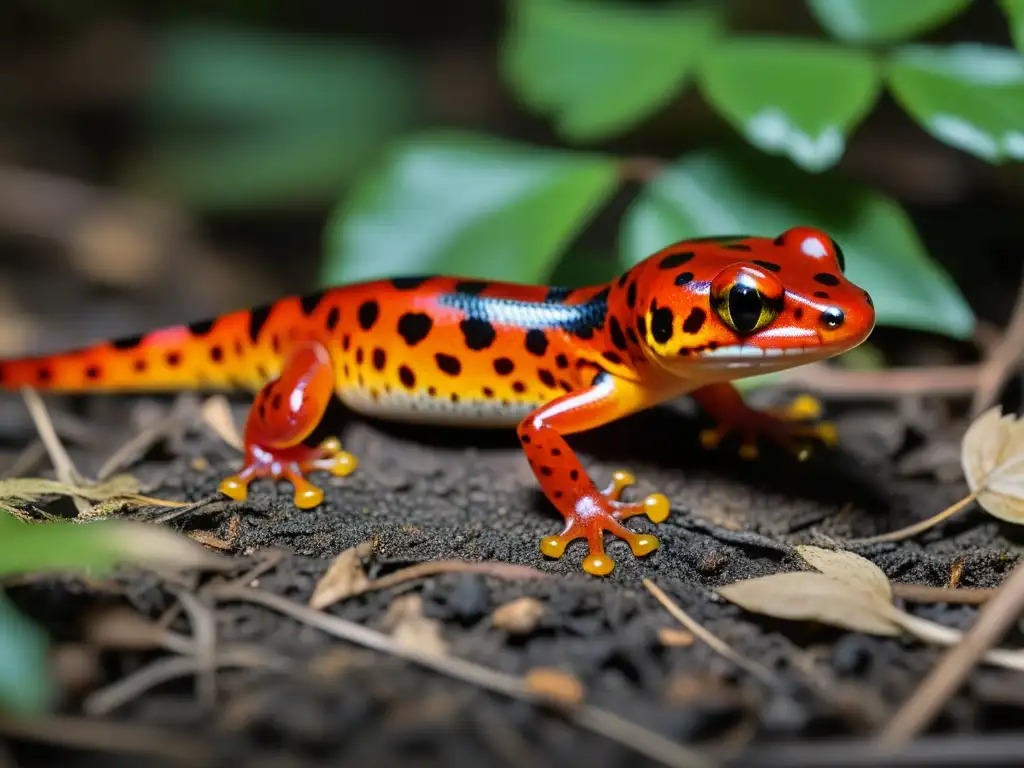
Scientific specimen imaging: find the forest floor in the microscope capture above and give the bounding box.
[1,385,1022,768]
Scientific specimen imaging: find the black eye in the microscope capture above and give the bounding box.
[728,283,765,334]
[821,307,845,329]
[831,239,846,273]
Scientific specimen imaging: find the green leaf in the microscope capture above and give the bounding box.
[887,44,1024,163]
[501,0,721,141]
[0,592,52,715]
[698,39,880,172]
[322,132,619,285]
[1004,0,1024,53]
[132,24,420,210]
[620,147,974,340]
[807,0,972,44]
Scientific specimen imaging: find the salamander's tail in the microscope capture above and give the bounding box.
[0,306,280,395]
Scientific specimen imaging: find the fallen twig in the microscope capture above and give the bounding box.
[20,387,89,514]
[643,579,780,688]
[0,713,209,765]
[175,590,218,710]
[891,582,997,605]
[971,275,1024,417]
[879,559,1024,746]
[210,584,715,768]
[96,399,195,481]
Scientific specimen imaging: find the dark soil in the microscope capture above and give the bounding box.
[2,385,1023,768]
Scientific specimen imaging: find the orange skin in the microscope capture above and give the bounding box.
[0,227,874,576]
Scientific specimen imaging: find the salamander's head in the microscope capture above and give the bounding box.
[632,227,875,380]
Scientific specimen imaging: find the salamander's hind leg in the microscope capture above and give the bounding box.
[693,382,837,461]
[219,342,357,508]
[518,373,671,577]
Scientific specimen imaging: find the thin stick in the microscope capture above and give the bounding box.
[879,559,1024,746]
[20,387,89,514]
[891,583,996,605]
[82,646,292,716]
[971,275,1024,417]
[210,584,716,768]
[643,579,779,688]
[845,490,979,546]
[0,713,207,764]
[96,404,189,481]
[0,441,46,480]
[175,591,218,709]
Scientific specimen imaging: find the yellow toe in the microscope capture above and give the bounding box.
[643,493,670,523]
[583,552,614,576]
[218,476,249,502]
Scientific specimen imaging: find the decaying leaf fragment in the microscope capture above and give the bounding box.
[309,540,375,609]
[492,596,546,634]
[962,406,1024,523]
[382,595,447,657]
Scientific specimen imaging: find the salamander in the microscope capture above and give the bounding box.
[0,227,875,575]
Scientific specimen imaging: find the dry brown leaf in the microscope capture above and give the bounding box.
[309,540,375,609]
[657,628,695,647]
[381,595,447,657]
[524,668,585,706]
[492,597,545,634]
[202,395,244,451]
[795,545,893,602]
[716,572,902,636]
[962,406,1024,523]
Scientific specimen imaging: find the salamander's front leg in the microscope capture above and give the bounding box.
[692,382,837,461]
[219,342,357,508]
[517,373,670,577]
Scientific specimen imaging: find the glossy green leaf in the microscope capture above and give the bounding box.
[620,148,974,340]
[887,44,1024,163]
[807,0,972,44]
[502,0,721,141]
[698,39,880,172]
[133,24,420,210]
[0,592,52,715]
[322,132,619,285]
[1004,0,1024,53]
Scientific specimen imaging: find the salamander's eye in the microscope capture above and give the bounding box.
[711,264,783,335]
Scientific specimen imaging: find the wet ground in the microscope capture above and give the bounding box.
[1,387,1022,768]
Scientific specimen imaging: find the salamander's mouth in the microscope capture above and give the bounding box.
[683,343,832,372]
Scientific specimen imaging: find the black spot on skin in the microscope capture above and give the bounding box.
[538,369,556,388]
[85,365,101,380]
[554,491,563,499]
[299,292,322,316]
[636,315,647,338]
[525,329,548,356]
[37,367,52,383]
[210,346,223,362]
[372,348,386,371]
[343,334,351,351]
[814,272,840,286]
[793,307,804,321]
[392,276,430,290]
[133,359,146,372]
[493,357,515,376]
[520,433,531,445]
[555,354,568,369]
[678,348,691,356]
[358,300,380,330]
[569,469,579,481]
[435,353,461,376]
[356,348,364,365]
[271,334,281,354]
[626,281,637,309]
[451,393,459,403]
[650,302,674,344]
[428,386,437,397]
[626,327,639,346]
[773,234,786,246]
[540,466,553,477]
[752,260,782,272]
[455,280,488,296]
[512,381,526,394]
[813,291,830,300]
[602,351,622,365]
[575,327,594,340]
[674,271,694,286]
[235,340,244,356]
[682,308,706,334]
[271,392,282,410]
[166,351,182,367]
[659,251,694,269]
[247,304,272,343]
[559,380,573,392]
[459,318,496,351]
[617,271,629,288]
[326,307,340,331]
[723,243,752,251]
[482,386,494,398]
[551,448,561,456]
[189,318,215,337]
[545,286,574,302]
[609,317,627,350]
[397,313,432,346]
[258,403,266,421]
[820,308,845,329]
[111,333,145,351]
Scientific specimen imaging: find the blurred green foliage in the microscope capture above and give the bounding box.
[317,0,1024,343]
